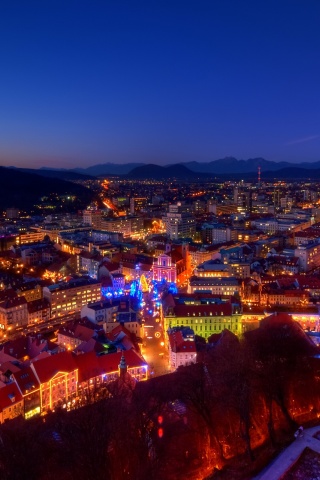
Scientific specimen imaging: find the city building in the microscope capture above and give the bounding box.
[130,197,148,214]
[188,276,240,296]
[27,298,50,326]
[201,223,232,244]
[0,297,28,331]
[294,242,320,272]
[16,282,42,303]
[194,260,231,278]
[267,255,300,275]
[13,367,41,419]
[43,277,101,319]
[0,383,23,423]
[163,300,242,339]
[77,250,103,279]
[162,203,196,240]
[167,326,197,371]
[30,351,78,413]
[57,322,96,351]
[75,349,148,397]
[152,254,177,283]
[81,297,143,337]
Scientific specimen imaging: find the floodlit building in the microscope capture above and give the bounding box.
[0,297,28,330]
[43,277,101,319]
[163,299,242,339]
[152,254,177,283]
[31,351,78,413]
[188,276,240,296]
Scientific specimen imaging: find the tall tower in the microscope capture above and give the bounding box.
[258,166,261,187]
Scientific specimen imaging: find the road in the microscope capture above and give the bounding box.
[141,292,171,377]
[1,311,80,342]
[254,425,320,480]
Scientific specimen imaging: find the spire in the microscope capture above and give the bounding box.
[119,353,127,377]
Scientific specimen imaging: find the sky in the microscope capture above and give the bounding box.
[0,0,320,169]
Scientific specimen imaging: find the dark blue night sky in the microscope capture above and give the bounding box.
[0,0,320,168]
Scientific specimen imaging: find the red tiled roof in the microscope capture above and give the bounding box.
[260,312,293,326]
[31,351,78,383]
[75,349,147,383]
[0,383,23,411]
[0,361,21,374]
[73,338,105,355]
[296,276,320,289]
[58,322,95,342]
[3,337,29,359]
[13,366,40,394]
[168,330,196,353]
[74,324,95,341]
[74,351,101,382]
[173,303,233,317]
[268,289,308,298]
[121,262,152,272]
[276,277,297,288]
[98,349,146,373]
[106,324,132,341]
[100,261,120,272]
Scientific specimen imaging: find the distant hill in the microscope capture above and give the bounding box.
[68,157,320,177]
[20,157,320,181]
[125,162,320,181]
[9,167,94,181]
[181,157,320,174]
[126,163,210,180]
[215,166,320,182]
[73,163,145,176]
[258,166,320,181]
[0,167,94,211]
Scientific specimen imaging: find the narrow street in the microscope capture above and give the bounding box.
[141,290,171,377]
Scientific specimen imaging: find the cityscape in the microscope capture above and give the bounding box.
[0,167,319,478]
[1,1,320,479]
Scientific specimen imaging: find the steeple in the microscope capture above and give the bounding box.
[118,353,127,377]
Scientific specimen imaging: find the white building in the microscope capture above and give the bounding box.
[294,242,320,273]
[162,203,196,240]
[168,327,197,371]
[188,276,239,296]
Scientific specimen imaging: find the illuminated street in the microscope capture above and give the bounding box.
[141,290,170,377]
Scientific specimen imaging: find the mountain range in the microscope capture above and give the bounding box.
[8,157,320,182]
[2,157,320,211]
[122,163,320,181]
[68,157,320,177]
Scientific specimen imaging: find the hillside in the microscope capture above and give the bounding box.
[10,167,95,181]
[126,163,209,180]
[73,162,145,176]
[0,167,94,211]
